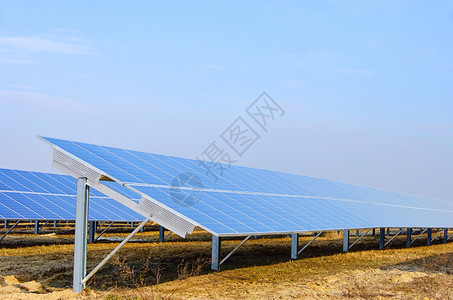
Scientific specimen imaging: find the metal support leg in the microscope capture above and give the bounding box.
[88,221,96,244]
[343,230,349,252]
[34,220,39,234]
[211,235,221,271]
[73,178,89,293]
[159,225,164,243]
[130,222,134,228]
[406,228,412,248]
[4,220,7,228]
[386,228,390,236]
[427,228,432,246]
[444,228,448,244]
[355,229,359,236]
[379,228,385,250]
[372,228,375,236]
[291,233,298,259]
[53,221,57,228]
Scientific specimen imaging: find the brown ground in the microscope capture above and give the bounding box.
[0,224,452,299]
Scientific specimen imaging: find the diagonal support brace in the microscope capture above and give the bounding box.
[0,220,20,242]
[411,228,427,244]
[94,222,114,242]
[298,231,323,255]
[349,229,372,250]
[220,235,252,266]
[82,217,151,285]
[384,228,404,247]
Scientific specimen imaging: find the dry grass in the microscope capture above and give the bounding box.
[0,227,453,299]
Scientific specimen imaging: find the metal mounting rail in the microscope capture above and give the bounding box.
[384,228,405,247]
[219,235,252,266]
[349,229,372,250]
[411,228,427,244]
[298,231,323,255]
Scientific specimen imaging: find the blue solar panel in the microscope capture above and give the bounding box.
[40,137,453,236]
[0,168,143,222]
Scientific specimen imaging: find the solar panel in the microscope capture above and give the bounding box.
[0,168,143,222]
[39,136,453,236]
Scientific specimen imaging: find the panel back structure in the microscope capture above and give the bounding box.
[39,137,453,236]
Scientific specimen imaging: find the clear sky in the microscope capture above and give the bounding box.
[0,1,452,200]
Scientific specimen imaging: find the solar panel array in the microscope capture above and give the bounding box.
[40,137,453,236]
[0,168,143,222]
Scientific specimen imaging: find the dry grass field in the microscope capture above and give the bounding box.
[0,224,452,299]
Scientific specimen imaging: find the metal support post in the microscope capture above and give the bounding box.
[427,228,432,246]
[406,228,412,248]
[379,228,385,250]
[88,221,96,244]
[159,225,164,242]
[372,228,375,236]
[291,233,298,259]
[444,228,448,244]
[34,220,39,234]
[343,230,349,252]
[130,222,134,228]
[4,220,8,228]
[73,178,89,293]
[386,228,390,236]
[211,235,221,271]
[356,229,359,236]
[53,220,57,228]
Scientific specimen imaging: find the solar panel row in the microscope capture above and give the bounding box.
[0,168,143,222]
[40,137,453,236]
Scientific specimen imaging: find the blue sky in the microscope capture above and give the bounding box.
[0,1,452,200]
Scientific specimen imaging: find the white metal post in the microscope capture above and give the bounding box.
[291,233,298,259]
[343,230,349,252]
[88,221,96,244]
[379,228,385,250]
[211,235,221,271]
[159,225,165,242]
[73,177,89,293]
[406,228,412,248]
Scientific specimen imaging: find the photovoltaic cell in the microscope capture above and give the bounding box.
[40,137,453,236]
